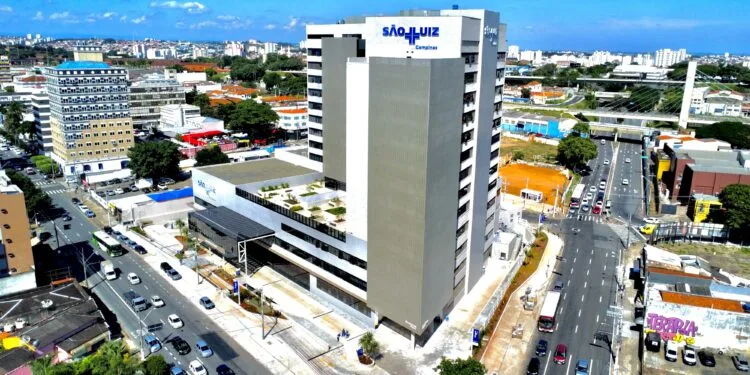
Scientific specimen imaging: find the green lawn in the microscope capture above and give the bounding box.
[514,108,578,120]
[500,136,558,163]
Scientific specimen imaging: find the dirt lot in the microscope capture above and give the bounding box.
[500,136,557,163]
[656,242,750,279]
[499,163,568,206]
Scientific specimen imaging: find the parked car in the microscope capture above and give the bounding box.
[168,314,184,328]
[129,184,138,191]
[216,365,235,375]
[106,190,115,196]
[195,340,213,357]
[161,262,173,272]
[86,210,95,218]
[71,197,80,204]
[554,344,567,365]
[189,360,207,375]
[144,334,161,353]
[159,177,176,185]
[134,245,147,254]
[103,226,113,234]
[157,183,169,190]
[622,178,629,185]
[170,336,191,355]
[535,339,548,356]
[575,359,590,375]
[665,340,678,362]
[62,215,72,221]
[733,354,750,371]
[683,345,697,366]
[603,159,610,165]
[167,268,182,280]
[141,187,152,193]
[698,350,716,367]
[127,273,141,285]
[643,217,661,224]
[170,367,187,375]
[553,279,564,292]
[526,357,540,375]
[600,139,606,144]
[114,188,125,194]
[589,185,597,193]
[625,157,631,163]
[151,295,165,308]
[199,296,215,310]
[639,224,657,235]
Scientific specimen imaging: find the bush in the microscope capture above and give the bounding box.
[310,206,321,211]
[290,205,303,212]
[326,207,346,216]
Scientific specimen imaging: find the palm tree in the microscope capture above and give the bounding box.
[30,355,54,375]
[359,331,380,360]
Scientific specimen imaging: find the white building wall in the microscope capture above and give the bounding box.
[345,60,370,241]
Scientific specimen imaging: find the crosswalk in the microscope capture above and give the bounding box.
[34,180,73,195]
[567,213,610,223]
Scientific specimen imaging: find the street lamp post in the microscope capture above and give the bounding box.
[259,279,284,339]
[138,308,156,360]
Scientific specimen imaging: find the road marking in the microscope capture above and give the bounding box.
[570,268,574,275]
[590,358,594,375]
[578,309,581,318]
[603,264,607,272]
[576,248,579,253]
[567,280,571,286]
[583,281,587,288]
[601,280,604,287]
[144,285,149,290]
[560,306,564,315]
[591,248,594,255]
[544,354,552,375]
[566,354,573,374]
[586,269,589,276]
[588,258,592,265]
[563,292,567,300]
[599,296,603,303]
[596,314,600,323]
[573,257,577,263]
[581,295,585,302]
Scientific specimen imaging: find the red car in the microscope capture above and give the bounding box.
[554,344,568,365]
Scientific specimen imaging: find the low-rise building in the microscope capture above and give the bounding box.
[654,134,731,152]
[661,146,750,202]
[274,108,307,138]
[611,65,669,80]
[499,110,576,139]
[691,89,743,117]
[158,103,224,135]
[686,193,722,223]
[0,171,37,295]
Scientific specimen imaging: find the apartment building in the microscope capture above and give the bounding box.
[191,8,506,345]
[0,55,11,83]
[129,73,185,130]
[32,93,52,155]
[655,48,688,68]
[274,108,307,138]
[0,171,36,294]
[44,46,134,179]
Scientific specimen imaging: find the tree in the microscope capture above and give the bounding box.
[358,331,380,359]
[263,72,282,91]
[230,60,265,82]
[520,88,531,99]
[512,150,525,161]
[74,340,138,375]
[192,93,212,116]
[167,64,185,73]
[556,135,598,169]
[185,87,198,105]
[227,100,279,140]
[4,169,52,215]
[434,357,486,375]
[31,356,75,375]
[533,63,557,77]
[195,146,230,166]
[4,101,23,137]
[140,355,170,375]
[276,74,306,96]
[127,141,181,187]
[571,122,590,135]
[4,86,14,93]
[695,121,750,149]
[718,184,750,233]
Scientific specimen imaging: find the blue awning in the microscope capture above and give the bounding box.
[147,187,193,202]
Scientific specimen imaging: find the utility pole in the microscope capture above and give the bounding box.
[553,185,560,216]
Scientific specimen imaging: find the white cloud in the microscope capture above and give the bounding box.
[131,15,146,24]
[264,24,276,30]
[32,11,43,20]
[150,1,206,14]
[189,20,217,29]
[217,15,238,21]
[119,15,128,22]
[101,12,116,19]
[49,11,70,20]
[175,21,186,28]
[283,16,299,30]
[602,17,724,30]
[0,5,12,13]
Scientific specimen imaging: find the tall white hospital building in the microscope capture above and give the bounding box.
[191,8,507,344]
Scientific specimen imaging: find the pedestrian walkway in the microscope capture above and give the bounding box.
[567,213,611,223]
[480,231,564,374]
[616,244,643,375]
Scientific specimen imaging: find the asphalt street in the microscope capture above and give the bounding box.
[32,174,271,375]
[523,137,644,375]
[609,141,647,223]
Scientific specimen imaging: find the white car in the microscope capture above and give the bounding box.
[127,272,141,285]
[683,345,697,366]
[585,192,593,200]
[114,188,125,194]
[625,157,631,163]
[189,360,207,375]
[601,139,606,145]
[622,179,629,185]
[168,314,184,328]
[589,185,597,193]
[151,295,165,308]
[603,159,610,165]
[599,181,606,190]
[665,340,678,362]
[643,217,661,224]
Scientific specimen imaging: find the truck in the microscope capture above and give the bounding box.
[123,291,147,312]
[101,260,117,281]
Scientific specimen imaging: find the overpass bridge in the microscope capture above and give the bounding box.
[504,75,685,85]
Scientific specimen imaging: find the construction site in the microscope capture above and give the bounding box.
[498,163,569,212]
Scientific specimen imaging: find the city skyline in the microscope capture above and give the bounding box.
[0,0,747,54]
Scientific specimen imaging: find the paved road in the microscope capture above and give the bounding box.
[522,139,628,375]
[35,176,271,375]
[609,141,646,223]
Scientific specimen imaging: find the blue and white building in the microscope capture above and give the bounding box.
[500,110,577,139]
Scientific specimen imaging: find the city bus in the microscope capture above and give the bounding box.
[538,291,562,332]
[569,184,585,208]
[92,231,124,257]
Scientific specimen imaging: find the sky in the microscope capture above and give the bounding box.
[0,0,748,54]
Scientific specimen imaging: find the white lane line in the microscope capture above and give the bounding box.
[586,269,590,276]
[576,248,579,253]
[573,257,577,263]
[563,292,567,300]
[578,309,581,318]
[584,281,587,288]
[603,265,607,272]
[591,248,594,255]
[599,296,603,303]
[581,295,585,302]
[144,285,149,290]
[570,268,574,275]
[566,354,573,374]
[567,280,571,286]
[601,280,604,287]
[560,306,564,315]
[544,354,552,375]
[590,358,594,375]
[589,258,592,265]
[596,314,600,323]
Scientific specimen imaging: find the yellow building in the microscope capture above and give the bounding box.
[686,194,722,223]
[654,149,671,180]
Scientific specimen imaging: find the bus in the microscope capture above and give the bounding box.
[92,231,124,257]
[569,184,585,208]
[538,291,561,332]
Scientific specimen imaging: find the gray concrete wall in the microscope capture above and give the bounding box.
[321,38,358,185]
[366,57,463,335]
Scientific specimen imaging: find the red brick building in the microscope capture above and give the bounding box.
[661,145,750,203]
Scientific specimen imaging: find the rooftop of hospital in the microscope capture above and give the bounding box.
[197,157,318,186]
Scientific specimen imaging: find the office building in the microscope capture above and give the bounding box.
[274,108,307,138]
[191,7,506,344]
[0,55,12,83]
[129,73,185,130]
[611,65,669,80]
[0,171,36,295]
[507,45,519,59]
[44,46,134,179]
[32,93,52,155]
[655,48,688,68]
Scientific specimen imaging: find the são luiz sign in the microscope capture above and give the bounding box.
[382,25,440,50]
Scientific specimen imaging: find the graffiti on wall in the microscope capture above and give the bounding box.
[646,313,698,344]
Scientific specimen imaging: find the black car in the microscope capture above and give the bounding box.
[71,197,80,204]
[160,262,174,272]
[535,339,548,356]
[62,215,72,222]
[133,245,147,255]
[698,350,716,367]
[216,364,236,375]
[103,226,113,234]
[170,336,191,355]
[527,357,540,375]
[167,268,182,280]
[141,188,152,193]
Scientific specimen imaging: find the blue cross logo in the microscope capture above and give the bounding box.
[404,27,420,45]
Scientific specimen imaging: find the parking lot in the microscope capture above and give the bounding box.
[643,346,749,374]
[87,174,192,202]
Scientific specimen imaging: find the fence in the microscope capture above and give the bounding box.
[472,250,527,333]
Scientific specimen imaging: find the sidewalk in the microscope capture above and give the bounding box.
[480,231,564,374]
[616,244,643,375]
[115,224,313,375]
